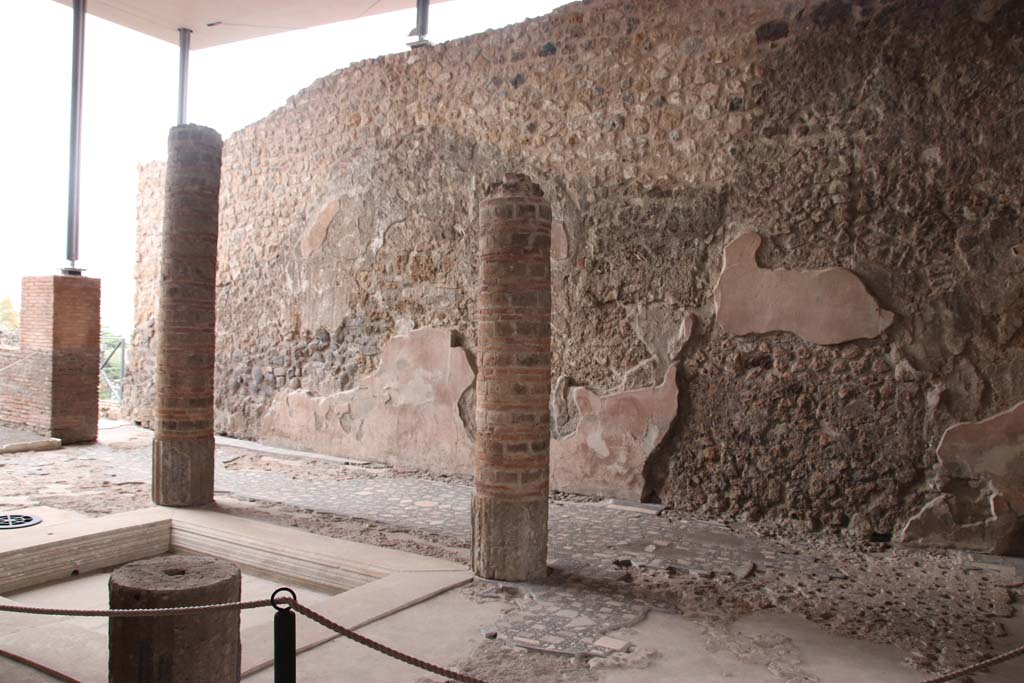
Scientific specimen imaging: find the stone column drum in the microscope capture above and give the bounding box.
[109,555,241,682]
[472,174,552,581]
[152,125,223,507]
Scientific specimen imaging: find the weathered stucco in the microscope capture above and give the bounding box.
[259,328,476,472]
[900,401,1024,554]
[714,233,894,345]
[551,366,679,499]
[125,0,1024,542]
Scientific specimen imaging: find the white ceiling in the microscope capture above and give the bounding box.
[52,0,445,49]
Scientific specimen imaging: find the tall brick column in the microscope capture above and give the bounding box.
[153,125,222,507]
[472,174,552,581]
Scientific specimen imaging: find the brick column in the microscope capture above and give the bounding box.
[153,125,222,507]
[472,174,552,581]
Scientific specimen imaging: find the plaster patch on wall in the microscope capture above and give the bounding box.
[300,198,341,258]
[551,365,679,499]
[714,233,894,345]
[899,400,1024,554]
[938,400,1024,504]
[259,327,475,473]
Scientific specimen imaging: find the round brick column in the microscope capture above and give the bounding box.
[472,173,552,581]
[109,555,241,682]
[153,125,222,507]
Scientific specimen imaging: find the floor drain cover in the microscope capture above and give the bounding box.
[0,514,42,529]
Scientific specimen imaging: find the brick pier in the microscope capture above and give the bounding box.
[472,174,552,581]
[0,275,100,442]
[152,125,222,507]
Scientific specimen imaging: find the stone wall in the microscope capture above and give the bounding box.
[126,0,1024,544]
[121,161,164,426]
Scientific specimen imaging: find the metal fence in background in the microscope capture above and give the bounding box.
[100,334,126,403]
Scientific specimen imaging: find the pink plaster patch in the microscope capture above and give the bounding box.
[551,366,679,499]
[714,233,894,345]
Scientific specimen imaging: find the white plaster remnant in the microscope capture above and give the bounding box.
[551,366,679,500]
[713,233,894,345]
[259,328,475,473]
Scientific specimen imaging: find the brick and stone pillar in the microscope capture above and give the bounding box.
[472,174,552,581]
[152,125,222,507]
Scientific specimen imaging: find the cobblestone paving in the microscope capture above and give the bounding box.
[4,438,838,656]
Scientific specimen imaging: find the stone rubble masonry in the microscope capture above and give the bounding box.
[123,0,1024,545]
[0,275,100,442]
[152,125,223,507]
[472,173,552,581]
[120,161,165,427]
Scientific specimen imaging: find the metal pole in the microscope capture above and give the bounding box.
[66,0,86,270]
[177,28,192,125]
[415,0,430,39]
[272,589,296,683]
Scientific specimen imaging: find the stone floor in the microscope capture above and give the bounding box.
[0,424,57,454]
[1,421,1023,682]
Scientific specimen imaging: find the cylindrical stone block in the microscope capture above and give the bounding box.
[109,555,241,683]
[153,125,222,507]
[472,173,552,581]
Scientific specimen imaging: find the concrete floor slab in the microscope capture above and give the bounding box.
[0,656,60,683]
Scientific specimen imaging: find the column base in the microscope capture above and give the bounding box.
[471,494,548,581]
[152,436,214,506]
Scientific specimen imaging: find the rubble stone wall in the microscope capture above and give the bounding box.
[124,0,1024,542]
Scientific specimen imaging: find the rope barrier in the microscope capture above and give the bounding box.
[0,598,273,617]
[0,594,489,683]
[6,594,1020,683]
[918,642,1024,683]
[0,350,40,375]
[288,600,489,683]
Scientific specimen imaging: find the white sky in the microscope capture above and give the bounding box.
[0,0,571,336]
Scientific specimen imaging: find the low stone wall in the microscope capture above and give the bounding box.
[124,0,1024,547]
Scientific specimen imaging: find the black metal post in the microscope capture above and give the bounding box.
[273,589,296,683]
[409,0,430,47]
[177,28,192,125]
[66,0,86,270]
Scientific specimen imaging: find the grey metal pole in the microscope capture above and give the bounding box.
[415,0,430,39]
[177,28,191,125]
[66,0,86,270]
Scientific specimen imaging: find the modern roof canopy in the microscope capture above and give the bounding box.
[51,0,446,49]
[53,0,440,271]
